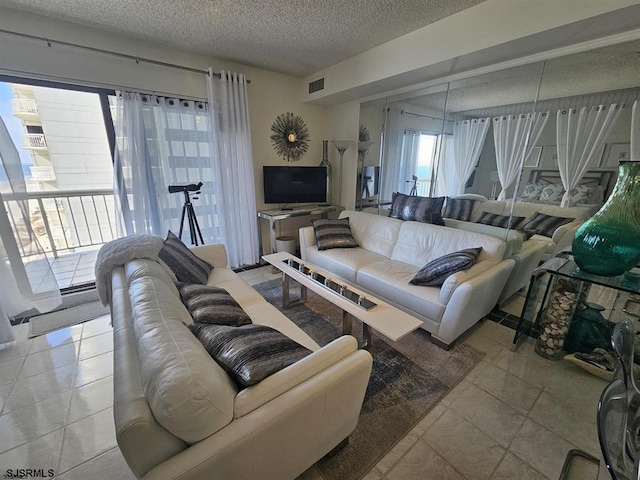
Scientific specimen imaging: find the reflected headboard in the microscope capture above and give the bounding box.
[525,168,617,200]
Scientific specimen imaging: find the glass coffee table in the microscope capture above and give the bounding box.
[262,252,422,350]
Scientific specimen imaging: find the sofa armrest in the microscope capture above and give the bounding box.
[551,221,581,251]
[299,226,316,262]
[191,244,228,268]
[439,260,493,304]
[234,336,359,418]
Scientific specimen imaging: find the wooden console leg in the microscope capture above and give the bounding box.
[326,437,349,458]
[362,323,371,350]
[342,310,352,335]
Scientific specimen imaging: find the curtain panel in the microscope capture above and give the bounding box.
[445,118,490,196]
[380,107,404,203]
[631,100,640,161]
[557,104,623,206]
[398,130,420,195]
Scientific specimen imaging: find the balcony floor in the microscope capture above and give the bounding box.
[25,248,99,291]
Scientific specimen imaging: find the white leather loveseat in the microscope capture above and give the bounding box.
[299,211,515,348]
[108,243,373,480]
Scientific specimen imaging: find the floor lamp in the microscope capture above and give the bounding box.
[332,140,353,207]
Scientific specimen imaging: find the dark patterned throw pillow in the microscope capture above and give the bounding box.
[178,283,252,326]
[389,193,445,225]
[311,218,359,250]
[476,212,525,230]
[409,247,482,286]
[158,231,213,284]
[443,197,476,222]
[520,212,574,238]
[189,323,312,387]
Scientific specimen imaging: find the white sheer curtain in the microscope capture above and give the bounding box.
[557,104,622,206]
[493,111,549,199]
[398,130,420,194]
[380,107,404,203]
[631,101,640,160]
[434,134,452,197]
[0,117,60,343]
[114,92,225,245]
[206,70,259,268]
[445,118,490,196]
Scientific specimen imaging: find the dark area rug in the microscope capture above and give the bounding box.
[254,279,485,480]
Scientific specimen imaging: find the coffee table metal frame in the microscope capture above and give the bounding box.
[263,252,422,349]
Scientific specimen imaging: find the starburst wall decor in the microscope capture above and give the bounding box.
[270,112,310,162]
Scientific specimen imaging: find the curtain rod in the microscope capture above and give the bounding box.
[0,28,251,83]
[404,110,454,123]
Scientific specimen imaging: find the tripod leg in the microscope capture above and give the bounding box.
[178,204,188,240]
[186,204,197,246]
[191,207,204,245]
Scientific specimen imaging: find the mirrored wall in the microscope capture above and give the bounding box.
[357,37,640,241]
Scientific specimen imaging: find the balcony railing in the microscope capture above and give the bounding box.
[11,98,38,115]
[3,189,117,259]
[22,133,47,149]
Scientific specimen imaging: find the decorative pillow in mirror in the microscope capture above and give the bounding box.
[189,323,312,387]
[443,197,476,222]
[519,182,545,202]
[476,212,525,229]
[569,185,605,205]
[409,247,482,286]
[389,193,445,224]
[178,283,252,326]
[538,184,565,204]
[158,231,213,284]
[311,217,359,250]
[520,212,574,238]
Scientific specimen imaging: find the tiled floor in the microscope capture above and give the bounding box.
[0,267,608,479]
[25,248,99,291]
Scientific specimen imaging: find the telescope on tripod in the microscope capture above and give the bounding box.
[168,182,204,246]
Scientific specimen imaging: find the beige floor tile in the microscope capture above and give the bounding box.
[375,430,420,474]
[529,392,600,455]
[0,356,24,387]
[491,451,549,480]
[362,466,383,480]
[59,407,117,474]
[57,447,136,480]
[423,409,505,480]
[0,428,63,474]
[500,294,526,317]
[81,316,112,339]
[439,379,471,407]
[463,332,508,362]
[0,384,12,413]
[474,321,516,349]
[510,419,576,480]
[11,324,32,344]
[74,351,113,388]
[387,438,465,480]
[0,341,31,365]
[29,325,84,354]
[449,383,525,448]
[544,366,606,420]
[0,391,70,454]
[412,403,447,436]
[491,345,555,389]
[4,364,75,413]
[469,362,542,414]
[78,332,113,361]
[18,341,80,379]
[67,375,114,424]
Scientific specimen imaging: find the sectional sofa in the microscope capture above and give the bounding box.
[300,210,515,348]
[106,242,373,480]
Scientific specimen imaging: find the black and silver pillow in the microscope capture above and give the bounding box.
[443,197,476,222]
[520,212,574,238]
[389,193,446,225]
[476,212,525,230]
[311,218,359,251]
[158,231,213,284]
[178,283,252,326]
[409,247,482,287]
[189,323,312,387]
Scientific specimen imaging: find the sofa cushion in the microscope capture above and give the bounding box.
[443,219,523,258]
[189,323,312,387]
[443,197,476,222]
[129,272,236,444]
[410,247,482,286]
[158,231,213,284]
[520,212,574,238]
[311,218,359,250]
[305,245,388,283]
[519,182,545,202]
[178,283,252,326]
[339,210,403,257]
[389,193,445,224]
[476,212,525,230]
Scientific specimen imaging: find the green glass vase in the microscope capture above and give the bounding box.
[572,161,640,277]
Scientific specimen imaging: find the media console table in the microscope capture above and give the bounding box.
[257,205,339,256]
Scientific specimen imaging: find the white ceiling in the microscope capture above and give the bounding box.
[1,0,487,78]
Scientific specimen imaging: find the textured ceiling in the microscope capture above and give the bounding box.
[1,0,487,77]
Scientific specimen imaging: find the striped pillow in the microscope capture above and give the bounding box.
[178,283,252,326]
[158,231,213,284]
[520,212,574,238]
[476,212,525,230]
[189,323,312,387]
[312,218,358,250]
[410,247,482,286]
[443,197,476,222]
[389,193,445,224]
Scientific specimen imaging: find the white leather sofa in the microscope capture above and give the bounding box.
[108,243,373,480]
[299,211,515,348]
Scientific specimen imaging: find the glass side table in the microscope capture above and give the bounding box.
[512,255,640,357]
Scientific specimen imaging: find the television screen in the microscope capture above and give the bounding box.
[263,166,327,204]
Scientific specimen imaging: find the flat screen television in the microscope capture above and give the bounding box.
[263,166,327,205]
